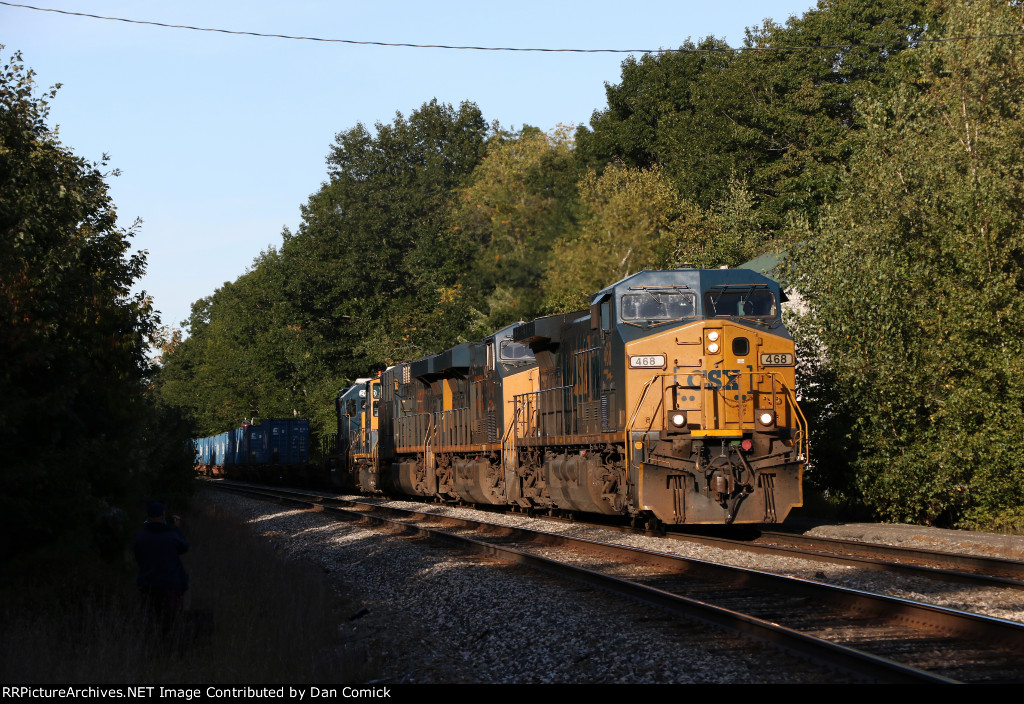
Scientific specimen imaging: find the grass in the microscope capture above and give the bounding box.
[0,491,372,683]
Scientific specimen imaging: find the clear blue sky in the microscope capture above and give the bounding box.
[4,1,816,334]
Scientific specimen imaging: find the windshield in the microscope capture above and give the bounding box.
[499,340,534,362]
[704,287,777,319]
[621,291,696,321]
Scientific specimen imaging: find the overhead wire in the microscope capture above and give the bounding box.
[2,1,1023,53]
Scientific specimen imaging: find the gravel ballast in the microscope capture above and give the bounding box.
[199,490,846,683]
[197,488,1024,683]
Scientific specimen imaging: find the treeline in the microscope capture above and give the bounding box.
[155,0,1024,530]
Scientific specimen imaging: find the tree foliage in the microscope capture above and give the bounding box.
[285,100,488,373]
[452,126,581,330]
[0,52,192,560]
[788,1,1024,528]
[577,0,935,230]
[154,248,299,435]
[160,100,489,437]
[543,164,679,311]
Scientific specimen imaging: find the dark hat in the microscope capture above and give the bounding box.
[146,501,166,518]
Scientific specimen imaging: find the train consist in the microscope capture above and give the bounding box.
[326,267,807,526]
[195,418,309,481]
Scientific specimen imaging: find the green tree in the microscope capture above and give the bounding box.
[577,1,935,230]
[156,101,490,440]
[543,164,679,311]
[0,52,191,559]
[155,248,300,435]
[452,126,581,330]
[789,1,1024,528]
[668,178,772,270]
[284,100,488,377]
[542,165,769,312]
[576,36,735,207]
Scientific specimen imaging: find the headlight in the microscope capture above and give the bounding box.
[706,330,719,342]
[758,411,775,427]
[707,342,720,354]
[670,412,687,427]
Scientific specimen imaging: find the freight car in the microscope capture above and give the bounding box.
[332,267,806,526]
[194,418,310,481]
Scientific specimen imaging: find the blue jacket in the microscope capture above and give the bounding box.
[134,521,189,591]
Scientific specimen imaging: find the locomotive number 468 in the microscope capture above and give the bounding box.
[629,354,667,368]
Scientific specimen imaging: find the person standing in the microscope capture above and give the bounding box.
[134,501,189,630]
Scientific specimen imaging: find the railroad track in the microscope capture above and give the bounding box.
[207,480,1024,683]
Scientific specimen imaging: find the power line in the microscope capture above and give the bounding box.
[4,1,1024,54]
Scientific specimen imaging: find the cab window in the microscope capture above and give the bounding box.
[704,288,777,318]
[499,340,535,362]
[621,291,696,321]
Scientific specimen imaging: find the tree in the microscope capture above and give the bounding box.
[282,99,489,380]
[156,101,492,440]
[452,126,581,331]
[155,248,300,435]
[541,165,770,312]
[788,1,1024,528]
[576,36,735,209]
[543,164,679,311]
[577,1,935,231]
[0,52,191,559]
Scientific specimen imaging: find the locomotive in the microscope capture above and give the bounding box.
[329,267,806,526]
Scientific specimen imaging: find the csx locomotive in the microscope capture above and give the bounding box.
[329,267,806,526]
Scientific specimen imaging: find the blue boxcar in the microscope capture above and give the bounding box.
[248,426,267,464]
[194,419,310,477]
[214,432,228,466]
[267,419,309,465]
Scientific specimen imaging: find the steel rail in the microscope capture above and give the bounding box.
[664,531,1024,590]
[759,530,1024,580]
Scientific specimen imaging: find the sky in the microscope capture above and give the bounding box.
[3,0,817,335]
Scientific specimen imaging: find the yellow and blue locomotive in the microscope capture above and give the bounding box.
[334,267,806,526]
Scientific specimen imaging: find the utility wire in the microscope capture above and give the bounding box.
[3,1,1024,53]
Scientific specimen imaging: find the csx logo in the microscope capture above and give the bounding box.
[684,369,743,390]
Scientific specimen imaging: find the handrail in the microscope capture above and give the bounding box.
[422,412,438,478]
[513,385,572,438]
[625,375,662,473]
[501,403,523,474]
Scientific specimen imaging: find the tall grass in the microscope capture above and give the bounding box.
[0,492,370,683]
